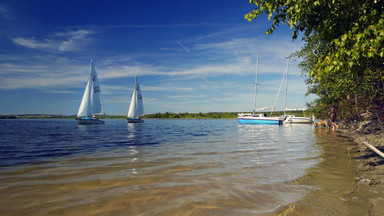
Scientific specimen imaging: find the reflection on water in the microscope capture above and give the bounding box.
[286,129,372,215]
[127,123,141,144]
[0,119,364,215]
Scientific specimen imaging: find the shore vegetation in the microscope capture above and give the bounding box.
[246,0,384,125]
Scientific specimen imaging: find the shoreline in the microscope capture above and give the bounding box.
[337,122,384,215]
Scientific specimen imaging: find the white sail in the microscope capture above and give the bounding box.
[127,76,144,117]
[77,60,105,117]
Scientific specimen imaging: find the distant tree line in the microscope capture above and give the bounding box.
[143,111,310,119]
[143,112,238,119]
[0,111,311,120]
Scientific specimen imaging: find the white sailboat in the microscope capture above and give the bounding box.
[284,112,313,124]
[127,76,144,123]
[76,60,105,124]
[281,60,313,124]
[237,53,283,125]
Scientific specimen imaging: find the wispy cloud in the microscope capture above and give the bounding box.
[166,59,252,78]
[64,23,235,29]
[102,84,194,95]
[13,38,56,50]
[0,5,12,21]
[143,85,194,92]
[0,56,85,89]
[100,64,166,79]
[1,34,304,114]
[0,50,289,90]
[194,37,301,58]
[192,37,303,75]
[177,40,190,53]
[191,25,257,42]
[96,56,256,80]
[12,29,96,52]
[0,76,82,90]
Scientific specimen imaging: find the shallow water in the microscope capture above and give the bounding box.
[0,119,369,215]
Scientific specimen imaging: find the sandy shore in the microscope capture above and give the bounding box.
[337,122,384,215]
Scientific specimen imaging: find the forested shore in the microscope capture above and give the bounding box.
[246,0,384,126]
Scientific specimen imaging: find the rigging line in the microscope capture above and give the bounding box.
[253,53,259,112]
[271,61,289,115]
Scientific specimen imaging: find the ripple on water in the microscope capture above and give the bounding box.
[0,119,325,215]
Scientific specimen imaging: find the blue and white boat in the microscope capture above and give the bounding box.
[237,112,283,125]
[76,60,105,124]
[237,54,283,125]
[127,76,144,123]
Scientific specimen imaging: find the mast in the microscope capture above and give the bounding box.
[253,53,259,112]
[284,59,289,115]
[271,59,288,115]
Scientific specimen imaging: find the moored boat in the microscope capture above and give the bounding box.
[283,115,313,124]
[237,113,283,125]
[280,61,313,124]
[237,54,282,125]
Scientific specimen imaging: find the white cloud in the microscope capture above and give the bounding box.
[12,29,95,52]
[0,52,291,91]
[0,76,81,90]
[0,56,86,89]
[166,58,252,77]
[12,37,55,50]
[100,64,165,79]
[143,86,194,92]
[1,31,310,114]
[99,55,255,80]
[193,36,303,66]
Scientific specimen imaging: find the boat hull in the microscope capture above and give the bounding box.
[76,118,105,124]
[127,117,144,123]
[283,116,313,124]
[237,117,283,125]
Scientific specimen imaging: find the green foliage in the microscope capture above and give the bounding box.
[246,0,384,122]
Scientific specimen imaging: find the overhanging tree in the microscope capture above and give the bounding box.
[246,0,384,121]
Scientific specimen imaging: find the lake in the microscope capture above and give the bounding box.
[0,119,372,215]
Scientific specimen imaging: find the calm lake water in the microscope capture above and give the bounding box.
[0,119,372,215]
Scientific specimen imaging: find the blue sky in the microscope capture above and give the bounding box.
[0,0,314,115]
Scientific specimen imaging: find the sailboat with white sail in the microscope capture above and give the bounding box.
[281,60,313,124]
[237,54,283,125]
[127,76,144,123]
[76,60,105,124]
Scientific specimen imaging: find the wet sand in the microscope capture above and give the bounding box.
[339,128,384,215]
[275,127,384,216]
